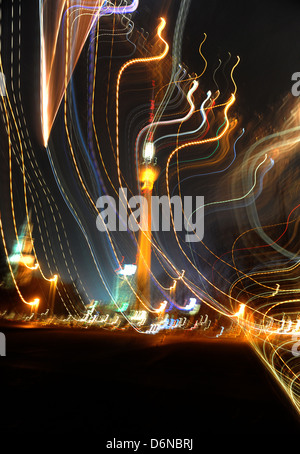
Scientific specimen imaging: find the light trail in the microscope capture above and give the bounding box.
[0,0,300,420]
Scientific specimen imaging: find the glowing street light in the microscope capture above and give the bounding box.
[143,142,155,162]
[118,264,137,276]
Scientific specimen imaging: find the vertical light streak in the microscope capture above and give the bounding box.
[40,0,139,146]
[113,17,169,312]
[59,0,150,327]
[115,17,169,187]
[0,212,39,306]
[230,56,240,96]
[0,1,80,315]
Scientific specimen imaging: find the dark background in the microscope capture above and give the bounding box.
[1,0,300,442]
[2,0,300,300]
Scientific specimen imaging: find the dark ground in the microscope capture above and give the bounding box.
[0,320,299,446]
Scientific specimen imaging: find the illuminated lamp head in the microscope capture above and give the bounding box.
[143,142,155,161]
[118,264,137,276]
[139,165,160,191]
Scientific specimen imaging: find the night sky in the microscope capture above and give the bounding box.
[1,0,300,303]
